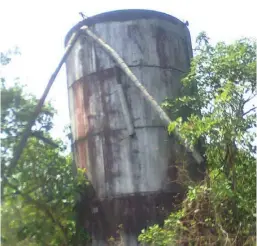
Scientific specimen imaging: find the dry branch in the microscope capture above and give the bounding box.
[6,31,80,180]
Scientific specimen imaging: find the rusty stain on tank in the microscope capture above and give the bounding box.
[127,24,145,55]
[73,81,86,139]
[98,71,115,196]
[156,27,169,68]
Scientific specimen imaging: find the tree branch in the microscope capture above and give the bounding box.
[243,107,257,116]
[3,178,69,245]
[31,131,59,148]
[243,94,257,105]
[5,31,80,181]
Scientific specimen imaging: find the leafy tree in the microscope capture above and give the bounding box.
[139,34,256,245]
[1,51,89,245]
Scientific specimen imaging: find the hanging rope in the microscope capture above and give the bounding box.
[7,22,203,182]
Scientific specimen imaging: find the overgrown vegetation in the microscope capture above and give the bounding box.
[1,33,256,246]
[138,33,256,245]
[1,50,90,246]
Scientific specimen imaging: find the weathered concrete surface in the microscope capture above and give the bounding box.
[69,67,188,198]
[66,17,192,197]
[65,9,201,245]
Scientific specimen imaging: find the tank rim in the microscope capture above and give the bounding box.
[64,9,186,46]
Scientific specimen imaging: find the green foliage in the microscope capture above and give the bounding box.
[139,211,185,246]
[1,51,90,245]
[139,34,256,245]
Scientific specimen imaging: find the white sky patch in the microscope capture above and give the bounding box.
[1,0,256,140]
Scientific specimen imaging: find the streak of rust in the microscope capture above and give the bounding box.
[82,49,120,195]
[72,79,88,170]
[76,141,87,169]
[98,67,115,196]
[127,24,145,54]
[82,74,99,192]
[72,66,127,193]
[72,80,86,139]
[156,27,168,67]
[183,37,191,67]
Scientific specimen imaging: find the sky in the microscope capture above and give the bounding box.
[0,0,256,140]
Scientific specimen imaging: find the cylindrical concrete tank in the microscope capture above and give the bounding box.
[65,9,200,244]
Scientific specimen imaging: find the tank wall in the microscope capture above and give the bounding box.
[66,19,191,81]
[66,17,192,198]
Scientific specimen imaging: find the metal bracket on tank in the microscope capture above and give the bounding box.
[115,67,135,136]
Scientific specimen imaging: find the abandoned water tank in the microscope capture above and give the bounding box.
[65,9,194,199]
[65,9,204,244]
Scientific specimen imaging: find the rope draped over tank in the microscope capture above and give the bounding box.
[79,25,203,164]
[6,23,203,185]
